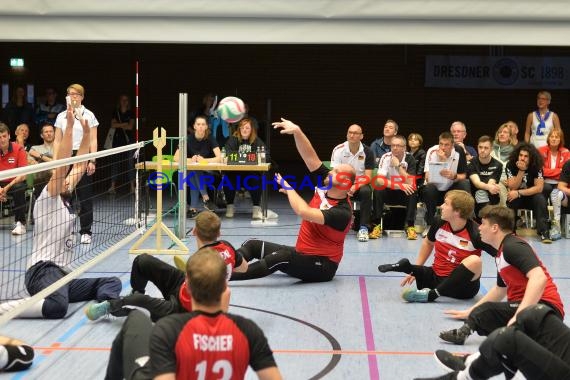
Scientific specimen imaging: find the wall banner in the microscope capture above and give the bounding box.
[425,56,570,89]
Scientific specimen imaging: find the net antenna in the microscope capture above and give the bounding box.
[129,127,189,255]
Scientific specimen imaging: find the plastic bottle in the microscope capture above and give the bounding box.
[260,146,266,164]
[221,147,226,163]
[256,146,261,165]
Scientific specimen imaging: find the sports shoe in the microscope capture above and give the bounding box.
[266,209,279,219]
[3,343,34,372]
[422,225,431,238]
[188,208,199,219]
[81,233,92,244]
[357,227,369,242]
[368,224,382,239]
[226,204,235,218]
[433,349,468,371]
[406,226,418,240]
[11,221,26,235]
[402,288,430,303]
[378,258,411,273]
[203,198,215,211]
[413,373,458,380]
[252,206,262,220]
[539,231,552,244]
[550,222,562,241]
[173,255,187,272]
[439,325,471,345]
[84,300,110,321]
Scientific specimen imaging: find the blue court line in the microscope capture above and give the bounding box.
[10,278,131,380]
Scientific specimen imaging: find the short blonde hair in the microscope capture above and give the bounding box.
[67,83,85,97]
[445,190,475,220]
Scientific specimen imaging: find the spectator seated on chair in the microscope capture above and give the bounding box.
[373,134,419,240]
[505,142,551,243]
[407,132,426,187]
[550,159,570,240]
[0,122,28,235]
[173,115,222,219]
[222,117,269,220]
[421,132,470,236]
[467,136,502,220]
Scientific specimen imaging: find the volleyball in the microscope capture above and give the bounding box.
[216,96,245,123]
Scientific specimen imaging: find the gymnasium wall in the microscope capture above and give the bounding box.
[1,42,569,163]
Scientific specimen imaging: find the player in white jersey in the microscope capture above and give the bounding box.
[6,105,121,319]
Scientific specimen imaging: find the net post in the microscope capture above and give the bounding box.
[178,93,188,237]
[129,128,188,255]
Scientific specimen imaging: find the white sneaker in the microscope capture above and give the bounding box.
[357,227,369,242]
[226,204,235,218]
[422,225,431,238]
[81,234,92,244]
[266,209,279,219]
[11,221,26,235]
[252,206,262,220]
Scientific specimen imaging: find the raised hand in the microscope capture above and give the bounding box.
[272,118,300,135]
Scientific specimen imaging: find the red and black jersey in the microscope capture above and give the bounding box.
[179,240,242,312]
[0,142,27,183]
[150,311,277,379]
[427,218,491,277]
[496,234,564,317]
[296,165,352,264]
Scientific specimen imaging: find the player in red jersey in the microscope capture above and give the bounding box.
[439,205,564,345]
[230,118,356,283]
[378,190,494,303]
[85,211,246,321]
[105,248,282,380]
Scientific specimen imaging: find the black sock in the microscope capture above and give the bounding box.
[427,289,439,302]
[237,240,265,262]
[378,258,412,273]
[230,261,273,281]
[436,264,476,297]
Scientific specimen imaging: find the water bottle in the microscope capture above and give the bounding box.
[221,147,226,164]
[260,146,266,164]
[256,146,261,165]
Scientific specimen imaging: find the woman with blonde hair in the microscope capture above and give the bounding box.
[491,123,516,206]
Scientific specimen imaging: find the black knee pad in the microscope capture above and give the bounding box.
[480,326,516,361]
[516,304,555,335]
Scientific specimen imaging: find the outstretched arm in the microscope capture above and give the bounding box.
[48,106,75,196]
[65,117,91,192]
[272,118,321,172]
[275,173,325,224]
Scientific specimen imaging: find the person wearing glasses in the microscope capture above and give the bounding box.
[331,124,375,242]
[373,134,419,240]
[54,83,98,244]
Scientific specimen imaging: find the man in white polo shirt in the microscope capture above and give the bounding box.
[331,124,375,242]
[422,131,470,236]
[54,83,98,244]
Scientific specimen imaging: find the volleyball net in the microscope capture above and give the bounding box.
[0,142,148,323]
